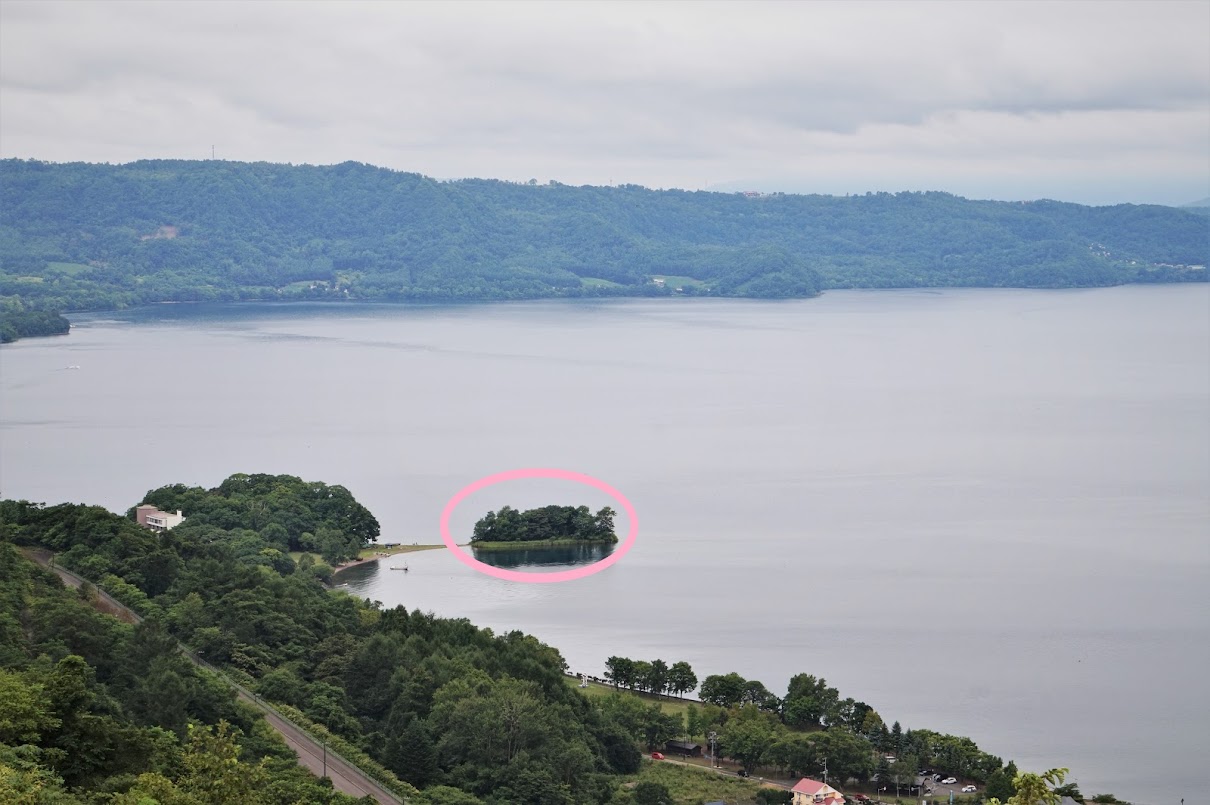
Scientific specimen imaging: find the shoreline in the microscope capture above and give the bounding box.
[331,543,446,574]
[469,538,618,551]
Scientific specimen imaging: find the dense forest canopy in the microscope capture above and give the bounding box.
[0,306,70,343]
[1,158,1206,313]
[0,478,1091,804]
[471,505,618,544]
[134,473,380,565]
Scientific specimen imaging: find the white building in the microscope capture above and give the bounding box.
[135,505,186,532]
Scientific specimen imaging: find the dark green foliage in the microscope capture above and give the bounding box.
[1054,782,1084,801]
[139,472,379,559]
[1,491,629,805]
[986,766,1016,801]
[757,790,794,804]
[0,542,360,804]
[633,780,673,805]
[384,719,439,788]
[471,505,617,544]
[1,480,1030,802]
[0,307,70,342]
[1,159,1205,314]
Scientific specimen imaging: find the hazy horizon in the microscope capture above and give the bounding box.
[5,154,1208,210]
[2,1,1207,207]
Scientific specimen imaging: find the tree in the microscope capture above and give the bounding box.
[667,661,697,698]
[641,704,682,751]
[889,755,919,799]
[633,781,673,805]
[720,711,779,773]
[988,768,1070,805]
[645,659,669,697]
[685,705,701,741]
[604,656,632,689]
[986,767,1016,802]
[742,679,779,711]
[1053,783,1083,802]
[0,669,59,744]
[178,721,269,804]
[384,719,438,788]
[859,709,885,743]
[631,661,653,693]
[783,674,840,729]
[699,672,746,708]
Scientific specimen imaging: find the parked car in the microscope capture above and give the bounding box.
[933,774,943,782]
[962,786,978,793]
[852,796,871,803]
[738,770,750,778]
[650,752,664,760]
[942,777,957,785]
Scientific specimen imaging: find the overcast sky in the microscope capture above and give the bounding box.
[2,0,1207,205]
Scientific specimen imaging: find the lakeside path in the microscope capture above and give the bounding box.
[20,548,405,805]
[324,542,448,573]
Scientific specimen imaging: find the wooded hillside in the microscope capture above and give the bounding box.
[2,159,1205,312]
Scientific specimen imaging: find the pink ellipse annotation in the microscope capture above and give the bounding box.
[438,468,638,584]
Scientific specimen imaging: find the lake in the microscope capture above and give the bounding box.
[1,286,1206,804]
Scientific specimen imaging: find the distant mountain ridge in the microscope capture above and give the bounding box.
[1,158,1206,312]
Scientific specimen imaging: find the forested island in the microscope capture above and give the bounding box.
[470,504,618,549]
[0,474,1118,804]
[0,158,1206,315]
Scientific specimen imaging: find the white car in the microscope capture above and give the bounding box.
[942,778,958,785]
[962,785,978,793]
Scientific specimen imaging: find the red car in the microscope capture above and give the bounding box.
[650,752,665,760]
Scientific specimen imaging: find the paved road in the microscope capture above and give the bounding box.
[23,549,404,804]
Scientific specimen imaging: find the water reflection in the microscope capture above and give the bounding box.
[472,542,616,569]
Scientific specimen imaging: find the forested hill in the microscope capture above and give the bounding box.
[1,158,1206,312]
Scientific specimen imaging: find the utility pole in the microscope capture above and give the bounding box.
[322,740,327,778]
[211,145,215,160]
[708,731,718,768]
[823,756,828,785]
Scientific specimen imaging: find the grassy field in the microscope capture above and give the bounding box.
[357,543,445,560]
[627,760,766,805]
[567,677,699,721]
[580,276,623,288]
[288,544,445,565]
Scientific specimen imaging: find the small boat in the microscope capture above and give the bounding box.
[390,563,409,572]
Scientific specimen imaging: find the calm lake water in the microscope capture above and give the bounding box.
[2,287,1207,804]
[471,542,618,569]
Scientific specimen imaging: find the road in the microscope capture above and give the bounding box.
[22,549,405,804]
[644,753,793,791]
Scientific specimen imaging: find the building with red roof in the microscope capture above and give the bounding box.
[791,778,846,805]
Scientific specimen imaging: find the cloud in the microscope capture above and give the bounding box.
[1,0,1207,204]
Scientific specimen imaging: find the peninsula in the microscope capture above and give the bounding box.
[469,504,618,550]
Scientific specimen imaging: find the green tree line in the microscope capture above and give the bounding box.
[0,542,371,804]
[603,657,698,698]
[1,478,1120,804]
[0,301,70,343]
[0,484,644,804]
[471,505,617,544]
[1,159,1205,314]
